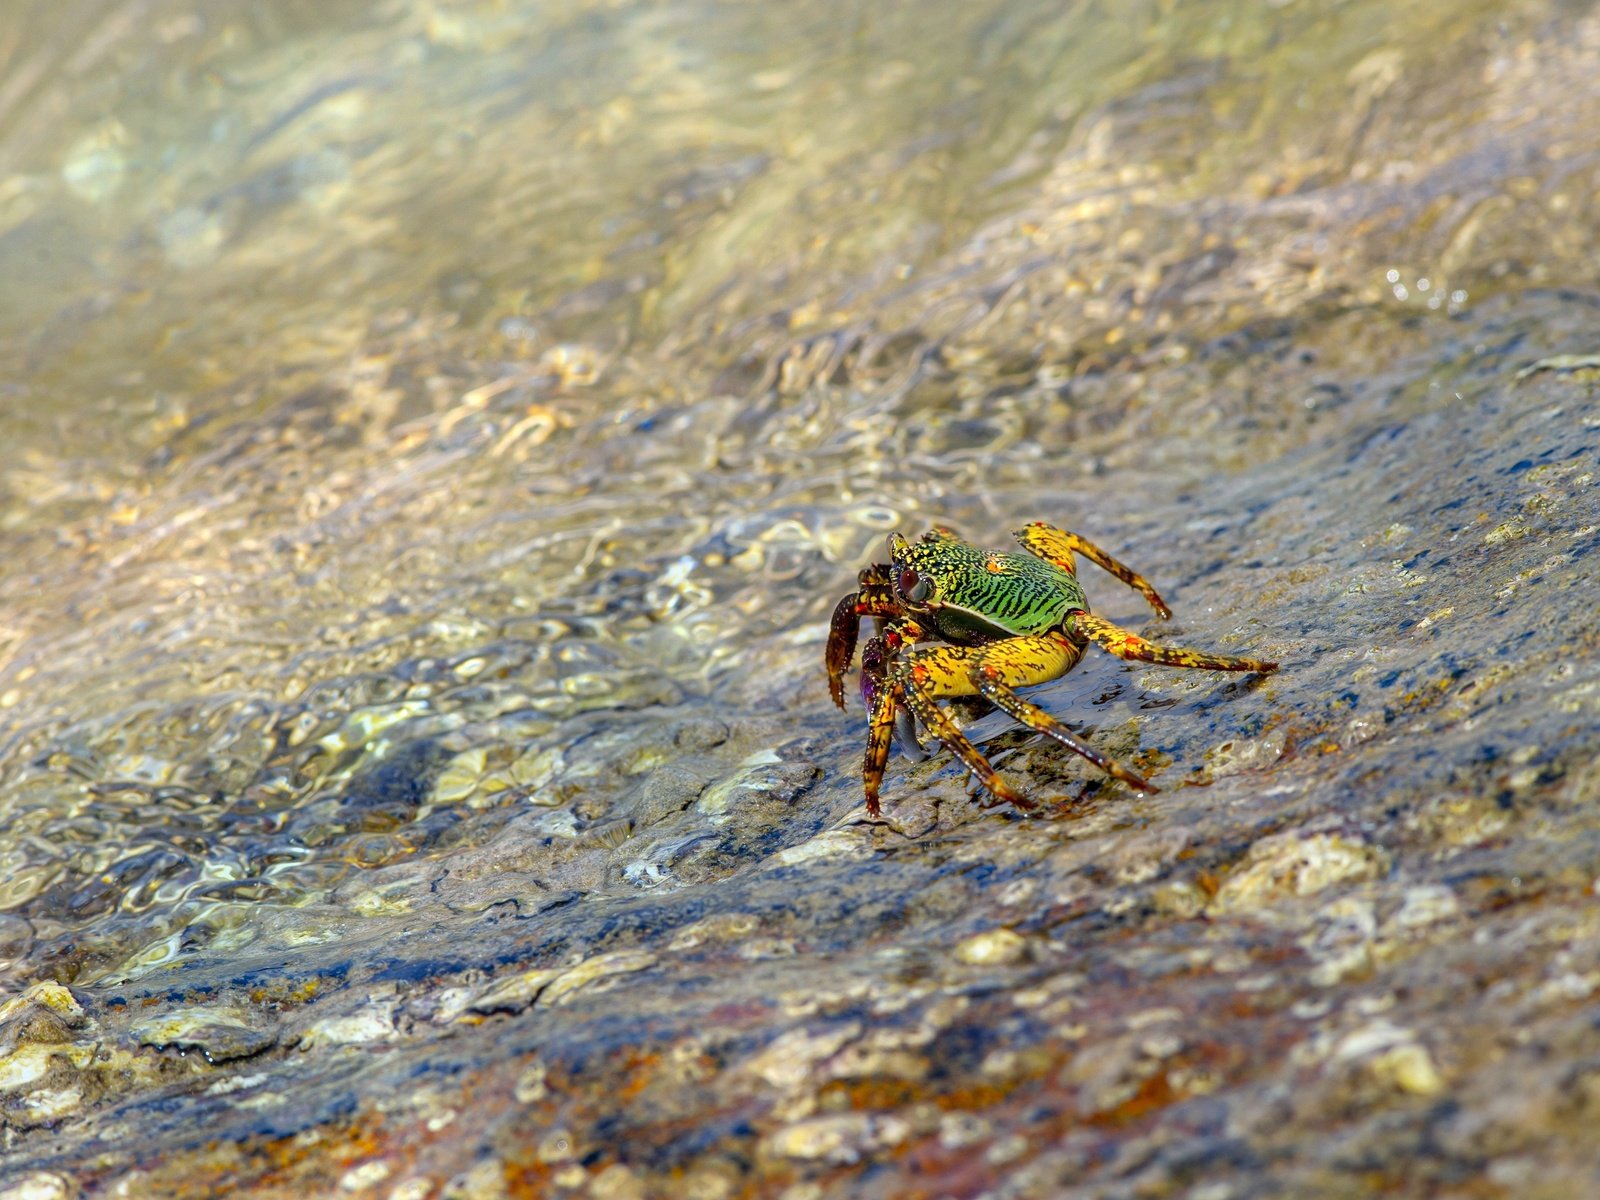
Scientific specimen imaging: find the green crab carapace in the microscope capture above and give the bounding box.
[826,522,1278,816]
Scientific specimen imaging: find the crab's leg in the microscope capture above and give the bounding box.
[1069,610,1278,673]
[893,645,1036,810]
[826,563,901,709]
[862,646,899,819]
[861,621,937,816]
[966,631,1157,793]
[880,621,938,763]
[1014,522,1173,620]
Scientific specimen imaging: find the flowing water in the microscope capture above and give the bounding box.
[3,1,1600,1196]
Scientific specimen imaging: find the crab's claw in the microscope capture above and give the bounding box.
[826,593,862,709]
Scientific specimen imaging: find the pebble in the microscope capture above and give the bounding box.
[953,928,1029,966]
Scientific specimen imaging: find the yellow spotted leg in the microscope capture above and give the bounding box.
[885,616,1275,810]
[1015,522,1173,619]
[893,642,1035,809]
[860,618,933,819]
[862,662,899,819]
[894,630,1161,806]
[1069,611,1279,674]
[968,632,1157,792]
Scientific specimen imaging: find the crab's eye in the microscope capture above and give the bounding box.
[899,568,931,603]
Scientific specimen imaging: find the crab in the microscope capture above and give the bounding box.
[826,523,1278,816]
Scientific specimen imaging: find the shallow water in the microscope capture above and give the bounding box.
[3,1,1600,1196]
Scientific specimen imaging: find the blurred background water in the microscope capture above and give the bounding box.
[4,0,1600,1195]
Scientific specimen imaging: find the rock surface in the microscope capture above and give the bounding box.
[2,0,1600,1196]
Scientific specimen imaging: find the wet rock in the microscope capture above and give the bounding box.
[438,1160,511,1200]
[0,983,85,1048]
[130,1005,280,1063]
[742,1022,862,1091]
[759,1112,913,1165]
[0,1041,90,1100]
[771,829,872,867]
[1369,1042,1446,1097]
[335,1159,393,1192]
[0,1037,95,1132]
[1210,831,1391,913]
[632,758,718,826]
[296,1006,396,1050]
[1061,1033,1171,1120]
[588,1163,647,1200]
[666,912,760,951]
[1149,878,1207,918]
[1389,884,1462,931]
[11,1087,82,1126]
[464,967,564,1016]
[694,753,820,823]
[952,928,1029,966]
[1334,1020,1446,1096]
[0,1173,75,1200]
[0,984,96,1131]
[540,949,657,1006]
